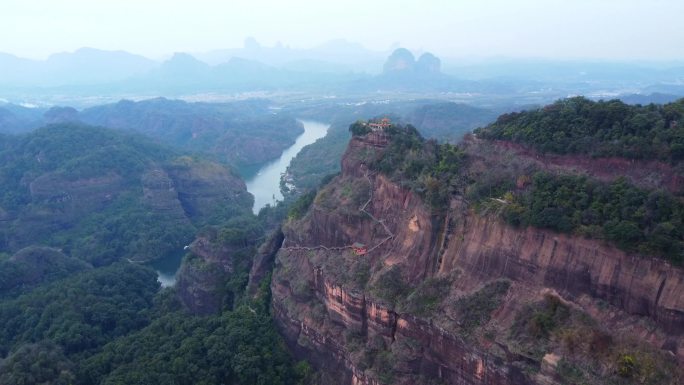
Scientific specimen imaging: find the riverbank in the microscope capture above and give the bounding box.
[245,120,330,214]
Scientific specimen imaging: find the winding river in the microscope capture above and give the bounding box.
[244,119,329,214]
[149,119,329,287]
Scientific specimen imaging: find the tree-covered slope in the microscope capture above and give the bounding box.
[0,260,309,385]
[0,123,253,265]
[472,172,684,264]
[79,98,304,168]
[0,263,159,362]
[282,100,497,200]
[0,122,309,385]
[0,246,91,299]
[79,301,305,385]
[475,96,684,162]
[466,98,684,264]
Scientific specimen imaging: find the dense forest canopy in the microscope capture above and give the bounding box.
[0,123,252,265]
[0,263,159,359]
[475,97,684,163]
[79,98,304,168]
[473,172,684,264]
[0,260,309,385]
[0,246,91,299]
[0,120,310,385]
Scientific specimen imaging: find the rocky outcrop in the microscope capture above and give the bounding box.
[415,53,441,74]
[247,229,284,297]
[465,136,684,194]
[0,123,256,272]
[273,259,530,385]
[175,252,229,315]
[382,49,442,76]
[29,172,122,209]
[271,132,684,384]
[141,168,188,221]
[165,158,253,223]
[383,49,416,74]
[441,211,684,335]
[9,172,125,250]
[175,234,238,315]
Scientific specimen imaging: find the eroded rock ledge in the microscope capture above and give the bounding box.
[271,133,683,385]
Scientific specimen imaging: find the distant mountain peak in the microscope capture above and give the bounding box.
[244,37,261,50]
[157,53,209,76]
[383,48,441,75]
[383,48,415,73]
[44,106,79,124]
[416,52,441,74]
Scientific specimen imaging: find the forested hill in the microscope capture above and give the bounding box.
[79,98,304,168]
[0,123,310,385]
[0,98,305,169]
[0,123,253,266]
[475,97,684,163]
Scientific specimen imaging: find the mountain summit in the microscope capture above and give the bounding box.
[383,48,441,75]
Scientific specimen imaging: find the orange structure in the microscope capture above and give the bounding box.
[368,118,391,131]
[352,242,368,255]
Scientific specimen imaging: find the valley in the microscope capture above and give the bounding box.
[0,15,683,383]
[0,95,682,385]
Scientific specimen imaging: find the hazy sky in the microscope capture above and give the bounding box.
[2,0,683,60]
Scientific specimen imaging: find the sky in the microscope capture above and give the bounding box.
[1,0,683,61]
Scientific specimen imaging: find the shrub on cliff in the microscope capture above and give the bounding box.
[370,266,410,307]
[349,121,372,136]
[288,190,316,220]
[509,295,680,385]
[398,277,451,316]
[452,280,511,337]
[371,123,466,212]
[496,173,684,264]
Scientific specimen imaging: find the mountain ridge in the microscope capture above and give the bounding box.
[268,111,683,384]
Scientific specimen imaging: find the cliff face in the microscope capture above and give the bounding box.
[271,133,684,384]
[273,265,529,385]
[175,233,242,315]
[442,211,684,335]
[465,137,684,195]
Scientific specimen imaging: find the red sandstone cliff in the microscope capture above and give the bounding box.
[271,133,683,385]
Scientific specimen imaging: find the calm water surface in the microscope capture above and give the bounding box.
[148,248,185,287]
[244,119,329,214]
